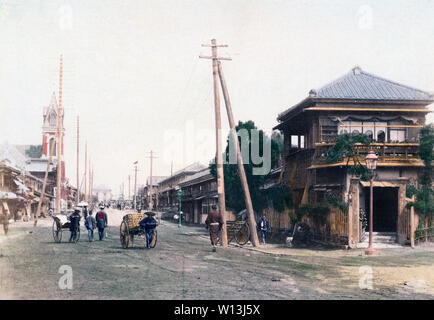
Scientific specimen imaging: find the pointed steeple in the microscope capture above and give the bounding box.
[48,91,58,110]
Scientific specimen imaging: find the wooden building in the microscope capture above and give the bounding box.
[179,168,218,224]
[156,163,206,212]
[274,67,433,247]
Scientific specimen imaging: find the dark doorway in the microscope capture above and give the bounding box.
[365,187,398,232]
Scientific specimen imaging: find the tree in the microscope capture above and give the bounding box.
[210,121,288,213]
[326,133,371,181]
[406,124,434,229]
[25,145,43,158]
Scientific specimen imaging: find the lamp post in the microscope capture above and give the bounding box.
[178,188,182,228]
[365,150,379,256]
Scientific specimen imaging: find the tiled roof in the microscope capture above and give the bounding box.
[179,168,213,186]
[146,176,167,186]
[310,67,434,101]
[26,159,56,173]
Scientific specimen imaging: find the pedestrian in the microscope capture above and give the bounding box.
[257,215,271,244]
[95,205,108,240]
[84,211,96,242]
[1,207,9,235]
[69,208,81,243]
[139,212,157,248]
[83,206,88,219]
[205,204,223,252]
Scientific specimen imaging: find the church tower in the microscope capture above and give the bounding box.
[42,92,63,159]
[41,91,66,200]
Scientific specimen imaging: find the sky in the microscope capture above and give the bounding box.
[1,0,433,197]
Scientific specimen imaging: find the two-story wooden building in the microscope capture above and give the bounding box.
[179,168,218,224]
[274,67,433,247]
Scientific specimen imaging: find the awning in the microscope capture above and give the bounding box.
[14,179,29,192]
[0,191,17,200]
[359,181,400,188]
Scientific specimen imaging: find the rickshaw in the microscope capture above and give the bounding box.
[52,210,81,243]
[120,212,158,249]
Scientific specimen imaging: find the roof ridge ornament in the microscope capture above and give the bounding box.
[352,65,362,74]
[309,89,317,97]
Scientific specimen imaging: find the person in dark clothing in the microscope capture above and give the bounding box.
[139,212,157,248]
[85,212,96,241]
[257,215,271,244]
[95,205,108,240]
[83,206,88,219]
[205,204,223,252]
[69,208,81,243]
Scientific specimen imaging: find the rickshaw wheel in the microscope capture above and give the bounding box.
[52,220,62,243]
[120,221,129,249]
[235,223,250,245]
[150,230,157,248]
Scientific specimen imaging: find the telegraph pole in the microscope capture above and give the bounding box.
[146,151,157,210]
[133,161,138,209]
[199,39,231,247]
[217,61,260,247]
[56,54,64,213]
[128,175,131,200]
[84,141,87,202]
[34,140,56,226]
[88,157,91,202]
[76,115,80,203]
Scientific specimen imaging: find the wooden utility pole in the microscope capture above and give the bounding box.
[88,157,91,202]
[217,61,260,247]
[146,151,157,210]
[84,141,87,202]
[133,161,138,208]
[34,140,56,226]
[76,115,80,203]
[128,175,131,200]
[89,165,93,204]
[200,39,232,247]
[56,54,64,213]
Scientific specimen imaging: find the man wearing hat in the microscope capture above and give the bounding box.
[95,205,108,241]
[69,208,81,243]
[139,212,157,248]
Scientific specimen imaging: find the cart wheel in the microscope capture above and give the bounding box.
[120,221,129,249]
[52,220,62,243]
[150,230,157,248]
[235,223,250,245]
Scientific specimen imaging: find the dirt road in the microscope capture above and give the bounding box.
[0,209,433,299]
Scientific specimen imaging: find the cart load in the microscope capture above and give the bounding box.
[120,212,157,249]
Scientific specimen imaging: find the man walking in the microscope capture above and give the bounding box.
[69,208,81,243]
[95,205,108,241]
[85,211,96,242]
[205,204,223,252]
[258,215,271,244]
[139,212,158,248]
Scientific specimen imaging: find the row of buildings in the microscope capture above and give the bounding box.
[138,66,433,248]
[0,93,80,226]
[138,163,222,225]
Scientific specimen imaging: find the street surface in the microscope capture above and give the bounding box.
[1,209,433,299]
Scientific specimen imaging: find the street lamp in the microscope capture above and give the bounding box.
[365,150,378,256]
[178,188,182,228]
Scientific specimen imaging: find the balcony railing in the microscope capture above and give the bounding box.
[311,142,422,168]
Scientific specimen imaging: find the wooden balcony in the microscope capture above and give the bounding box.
[310,142,423,169]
